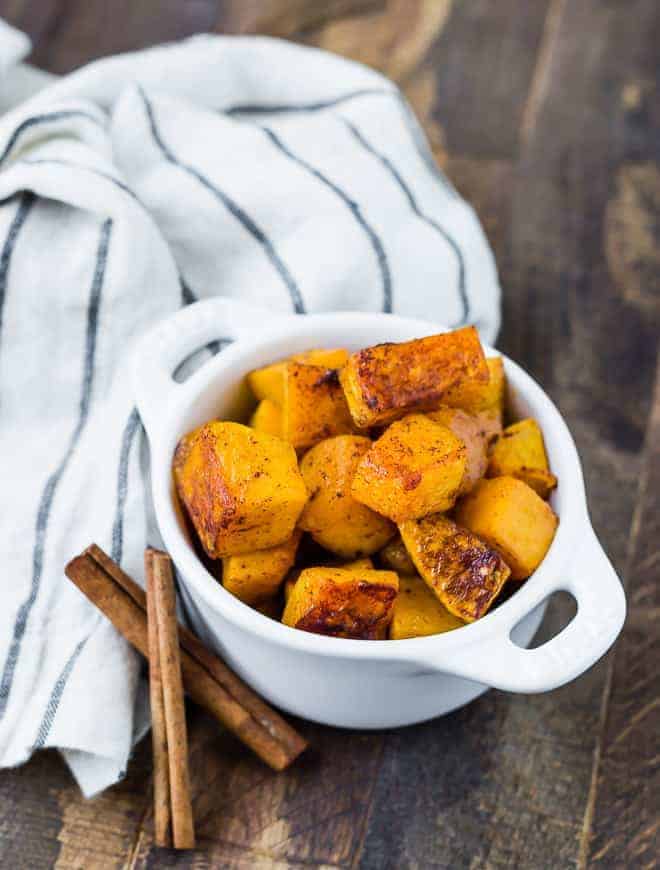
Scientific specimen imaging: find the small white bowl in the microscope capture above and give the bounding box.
[132,299,625,728]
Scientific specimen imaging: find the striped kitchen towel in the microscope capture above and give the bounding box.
[0,24,501,796]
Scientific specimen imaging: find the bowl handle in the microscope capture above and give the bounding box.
[418,521,626,692]
[131,298,288,434]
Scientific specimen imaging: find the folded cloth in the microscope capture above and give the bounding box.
[0,25,501,796]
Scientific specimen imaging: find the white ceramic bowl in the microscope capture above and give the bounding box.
[131,299,626,728]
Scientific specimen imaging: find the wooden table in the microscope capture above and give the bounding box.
[1,2,658,867]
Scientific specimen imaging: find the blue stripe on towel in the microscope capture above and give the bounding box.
[261,125,392,313]
[0,218,113,718]
[138,87,305,315]
[0,193,35,358]
[34,257,236,737]
[111,408,142,565]
[224,87,457,199]
[31,637,88,750]
[225,87,395,116]
[0,110,105,167]
[341,117,469,325]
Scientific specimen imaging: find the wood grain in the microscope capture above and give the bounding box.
[301,0,453,84]
[429,0,553,160]
[585,254,660,869]
[0,0,658,867]
[127,711,384,868]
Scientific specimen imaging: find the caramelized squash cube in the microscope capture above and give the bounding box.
[248,349,348,408]
[283,362,354,450]
[222,529,301,605]
[442,356,504,414]
[389,574,464,639]
[455,476,558,580]
[247,361,286,404]
[249,398,282,438]
[379,535,416,575]
[283,557,373,604]
[299,435,395,557]
[339,326,489,428]
[399,514,510,621]
[426,407,488,494]
[488,419,557,498]
[351,415,467,522]
[282,566,398,639]
[173,422,307,558]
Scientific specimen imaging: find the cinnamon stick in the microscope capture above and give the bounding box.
[144,550,171,847]
[147,549,195,850]
[65,545,308,772]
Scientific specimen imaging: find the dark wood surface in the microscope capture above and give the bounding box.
[1,1,658,867]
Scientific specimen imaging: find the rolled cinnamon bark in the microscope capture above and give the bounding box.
[144,550,171,848]
[65,545,307,772]
[148,549,195,850]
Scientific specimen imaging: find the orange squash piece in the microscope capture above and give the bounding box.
[298,435,395,558]
[339,326,489,428]
[222,530,301,605]
[282,566,398,639]
[351,415,466,522]
[389,574,464,639]
[455,476,558,580]
[173,422,307,558]
[426,406,488,495]
[487,419,557,499]
[282,362,355,450]
[399,513,510,621]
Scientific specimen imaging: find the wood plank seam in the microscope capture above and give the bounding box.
[350,735,387,869]
[577,346,660,869]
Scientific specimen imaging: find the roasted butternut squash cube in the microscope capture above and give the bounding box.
[247,361,286,405]
[351,415,467,522]
[283,362,354,450]
[283,557,373,604]
[455,476,558,580]
[247,349,348,407]
[290,348,349,368]
[488,419,557,498]
[222,529,301,605]
[389,574,464,639]
[173,422,307,558]
[299,435,395,557]
[426,407,488,494]
[282,566,398,639]
[442,355,504,414]
[249,398,282,438]
[379,535,416,575]
[399,514,510,621]
[339,326,488,428]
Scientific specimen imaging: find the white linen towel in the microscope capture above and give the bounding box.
[0,22,501,797]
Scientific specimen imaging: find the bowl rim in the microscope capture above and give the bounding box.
[148,311,586,661]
